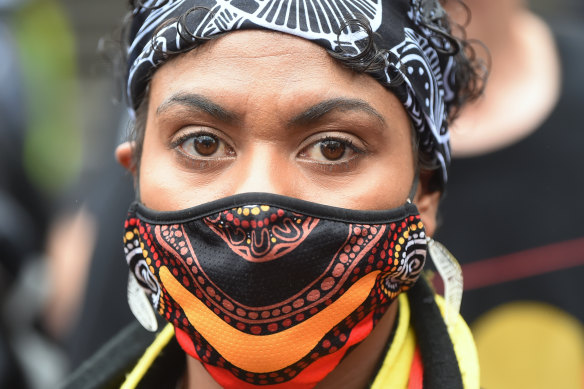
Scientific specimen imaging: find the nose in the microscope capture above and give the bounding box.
[231,144,295,196]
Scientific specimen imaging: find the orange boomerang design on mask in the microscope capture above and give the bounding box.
[124,192,427,387]
[161,266,379,373]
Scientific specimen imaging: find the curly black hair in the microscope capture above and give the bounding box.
[120,0,488,191]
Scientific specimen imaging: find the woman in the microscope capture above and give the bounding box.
[66,0,485,387]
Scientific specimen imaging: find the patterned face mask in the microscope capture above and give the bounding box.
[124,192,427,388]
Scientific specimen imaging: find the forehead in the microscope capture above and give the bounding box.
[148,30,407,121]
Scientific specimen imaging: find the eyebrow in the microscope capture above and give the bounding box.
[289,98,386,127]
[156,93,239,123]
[156,94,386,127]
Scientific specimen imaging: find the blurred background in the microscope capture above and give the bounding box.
[0,0,582,388]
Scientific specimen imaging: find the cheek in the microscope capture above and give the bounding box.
[341,152,415,210]
[138,136,172,210]
[139,126,189,211]
[139,127,235,211]
[345,127,416,209]
[296,134,416,210]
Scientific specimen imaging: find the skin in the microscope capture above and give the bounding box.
[117,30,440,389]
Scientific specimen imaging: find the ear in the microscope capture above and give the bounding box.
[115,141,137,175]
[413,171,441,237]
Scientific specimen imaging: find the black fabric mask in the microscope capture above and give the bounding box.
[124,192,427,388]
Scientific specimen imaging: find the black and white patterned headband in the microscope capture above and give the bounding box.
[126,0,459,186]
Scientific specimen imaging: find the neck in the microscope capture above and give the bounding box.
[315,300,399,389]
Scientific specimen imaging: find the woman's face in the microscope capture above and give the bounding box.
[118,30,439,232]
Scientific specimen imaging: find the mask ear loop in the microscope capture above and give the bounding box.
[406,166,420,203]
[408,166,463,331]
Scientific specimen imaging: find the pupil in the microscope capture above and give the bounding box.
[320,140,345,160]
[194,135,218,156]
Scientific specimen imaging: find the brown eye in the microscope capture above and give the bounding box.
[297,135,364,170]
[175,132,234,160]
[320,139,345,160]
[194,134,219,156]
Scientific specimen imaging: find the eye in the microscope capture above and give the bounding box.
[319,139,346,160]
[173,131,235,159]
[298,136,363,163]
[191,134,219,156]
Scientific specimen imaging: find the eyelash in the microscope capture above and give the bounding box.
[169,130,366,172]
[169,129,236,170]
[323,135,362,153]
[169,130,219,150]
[298,135,366,167]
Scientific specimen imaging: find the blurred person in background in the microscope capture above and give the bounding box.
[47,0,137,372]
[60,121,136,370]
[435,0,584,388]
[8,0,136,381]
[0,0,81,387]
[9,0,150,377]
[0,3,38,387]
